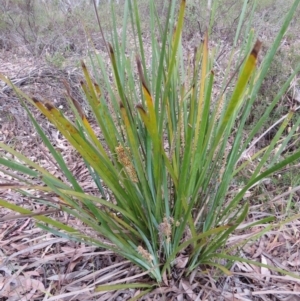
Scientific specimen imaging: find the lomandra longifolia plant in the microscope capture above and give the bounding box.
[1,0,300,288]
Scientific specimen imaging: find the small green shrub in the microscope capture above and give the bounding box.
[45,52,66,68]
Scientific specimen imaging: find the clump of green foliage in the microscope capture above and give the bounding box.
[1,0,300,296]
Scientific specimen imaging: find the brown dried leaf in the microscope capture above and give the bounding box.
[287,260,300,267]
[181,280,197,300]
[162,270,168,286]
[174,255,189,269]
[47,270,89,281]
[0,275,45,299]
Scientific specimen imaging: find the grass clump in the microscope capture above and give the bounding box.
[1,0,300,295]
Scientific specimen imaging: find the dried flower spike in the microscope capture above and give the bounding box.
[116,144,138,183]
[137,246,153,263]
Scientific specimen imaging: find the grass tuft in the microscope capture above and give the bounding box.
[1,0,300,294]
